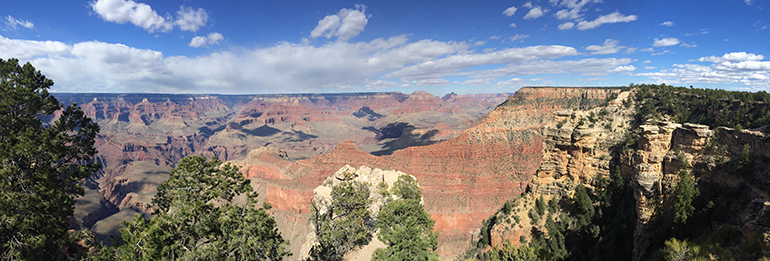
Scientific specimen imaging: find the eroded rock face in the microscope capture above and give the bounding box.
[486,90,635,249]
[58,92,508,245]
[622,120,770,260]
[231,87,624,259]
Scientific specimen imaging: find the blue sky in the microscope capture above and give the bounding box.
[1,0,768,94]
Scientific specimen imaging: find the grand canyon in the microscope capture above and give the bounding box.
[36,85,770,260]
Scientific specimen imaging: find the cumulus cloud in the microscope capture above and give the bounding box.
[90,0,173,33]
[558,22,575,30]
[4,34,480,93]
[585,39,627,54]
[524,6,546,19]
[509,23,517,28]
[310,5,368,41]
[638,52,770,89]
[4,16,34,30]
[90,0,211,33]
[189,32,224,48]
[653,37,680,47]
[575,11,638,30]
[696,52,765,63]
[0,35,71,59]
[660,21,674,26]
[503,6,518,16]
[609,65,636,73]
[175,6,208,32]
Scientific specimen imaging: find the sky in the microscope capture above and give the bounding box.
[0,0,769,95]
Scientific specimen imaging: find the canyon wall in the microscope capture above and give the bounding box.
[230,87,623,258]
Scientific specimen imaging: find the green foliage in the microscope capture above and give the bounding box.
[662,238,734,261]
[631,83,770,129]
[311,180,373,260]
[373,199,439,261]
[116,155,291,260]
[737,144,753,178]
[536,195,547,216]
[0,58,100,260]
[377,181,390,197]
[673,169,700,225]
[391,175,421,200]
[572,184,594,229]
[502,200,515,215]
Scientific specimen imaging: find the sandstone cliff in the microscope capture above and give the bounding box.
[229,87,623,259]
[59,92,508,245]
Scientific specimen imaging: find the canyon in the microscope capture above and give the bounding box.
[62,86,770,260]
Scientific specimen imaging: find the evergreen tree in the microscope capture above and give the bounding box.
[116,155,291,260]
[0,58,100,260]
[310,180,373,260]
[373,176,439,261]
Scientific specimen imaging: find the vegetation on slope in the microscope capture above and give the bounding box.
[467,83,770,261]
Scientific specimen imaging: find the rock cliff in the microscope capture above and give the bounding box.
[229,87,623,259]
[59,92,509,245]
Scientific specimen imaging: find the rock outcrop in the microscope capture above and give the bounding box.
[298,165,415,260]
[485,90,635,249]
[623,118,770,260]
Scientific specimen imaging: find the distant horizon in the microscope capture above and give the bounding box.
[2,0,768,94]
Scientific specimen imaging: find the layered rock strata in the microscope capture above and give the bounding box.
[231,87,623,259]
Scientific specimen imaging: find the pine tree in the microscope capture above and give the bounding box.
[116,155,291,260]
[0,58,100,260]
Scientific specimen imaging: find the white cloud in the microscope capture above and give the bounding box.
[509,23,517,28]
[746,0,752,5]
[554,9,581,20]
[609,65,636,73]
[489,35,501,40]
[90,0,173,33]
[680,42,697,48]
[189,32,224,48]
[685,29,709,36]
[523,2,533,8]
[0,35,71,60]
[4,34,480,93]
[503,6,518,16]
[653,37,680,47]
[496,77,525,87]
[415,79,450,86]
[640,48,654,52]
[310,5,368,41]
[575,11,638,30]
[524,6,546,19]
[696,52,765,63]
[644,66,656,70]
[660,21,674,26]
[510,34,530,42]
[642,60,652,63]
[558,22,575,30]
[90,0,211,33]
[639,52,770,89]
[585,39,626,54]
[475,57,634,77]
[4,16,34,30]
[175,6,208,32]
[385,45,578,80]
[549,0,603,21]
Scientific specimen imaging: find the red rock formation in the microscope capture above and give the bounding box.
[231,87,622,258]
